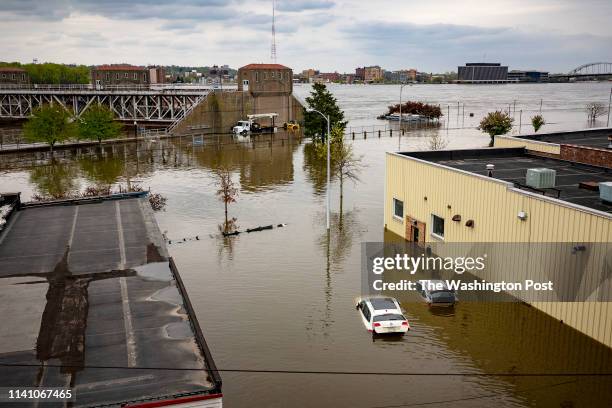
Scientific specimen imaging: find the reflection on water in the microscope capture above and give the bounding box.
[1,127,611,407]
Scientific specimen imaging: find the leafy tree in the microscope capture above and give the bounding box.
[78,104,123,144]
[386,101,442,119]
[303,83,347,140]
[0,61,90,84]
[531,115,546,132]
[215,167,239,234]
[478,111,513,144]
[23,104,77,152]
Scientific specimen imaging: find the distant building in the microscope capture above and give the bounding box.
[237,63,293,96]
[91,64,149,86]
[355,67,365,81]
[0,67,29,85]
[457,63,509,83]
[364,66,383,83]
[508,70,549,83]
[148,66,166,84]
[319,72,341,82]
[384,69,418,83]
[342,74,356,84]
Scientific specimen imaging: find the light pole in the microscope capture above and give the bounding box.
[398,83,408,136]
[607,87,611,128]
[307,108,331,230]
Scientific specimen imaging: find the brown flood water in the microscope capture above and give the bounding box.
[0,129,611,407]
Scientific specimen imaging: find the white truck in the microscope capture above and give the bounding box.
[232,113,278,135]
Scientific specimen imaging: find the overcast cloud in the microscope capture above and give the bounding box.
[0,0,610,73]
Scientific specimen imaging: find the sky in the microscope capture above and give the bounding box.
[1,0,611,73]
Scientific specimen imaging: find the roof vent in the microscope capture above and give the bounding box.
[526,168,556,189]
[600,182,612,203]
[486,164,495,177]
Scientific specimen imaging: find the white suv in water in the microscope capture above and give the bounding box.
[356,297,410,335]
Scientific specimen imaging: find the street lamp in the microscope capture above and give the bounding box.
[306,107,331,230]
[398,83,408,138]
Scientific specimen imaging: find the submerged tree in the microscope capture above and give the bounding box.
[23,104,76,152]
[334,141,364,214]
[78,104,123,144]
[215,167,239,234]
[585,102,607,122]
[478,111,513,145]
[426,133,449,151]
[385,101,443,119]
[531,115,546,132]
[303,83,347,141]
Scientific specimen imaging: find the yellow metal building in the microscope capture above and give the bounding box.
[384,147,612,347]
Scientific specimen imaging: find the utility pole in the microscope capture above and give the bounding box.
[607,88,611,127]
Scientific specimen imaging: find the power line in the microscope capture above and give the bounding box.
[0,362,610,376]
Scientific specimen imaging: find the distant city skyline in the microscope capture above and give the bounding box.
[1,0,611,73]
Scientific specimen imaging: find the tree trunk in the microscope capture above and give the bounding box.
[339,174,344,215]
[224,201,228,232]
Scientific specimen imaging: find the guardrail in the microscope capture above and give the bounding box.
[0,83,238,91]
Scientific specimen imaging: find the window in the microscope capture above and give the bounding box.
[362,305,371,322]
[431,214,445,239]
[11,74,15,79]
[393,198,403,220]
[124,72,129,78]
[271,71,276,79]
[134,72,138,80]
[264,71,268,80]
[116,73,120,79]
[279,71,283,80]
[255,71,259,82]
[106,73,110,81]
[1,74,5,79]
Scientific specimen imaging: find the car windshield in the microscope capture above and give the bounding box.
[373,314,406,322]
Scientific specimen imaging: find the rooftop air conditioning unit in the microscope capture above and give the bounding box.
[599,182,612,203]
[526,168,556,189]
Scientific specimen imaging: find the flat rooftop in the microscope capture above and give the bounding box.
[519,128,612,150]
[401,148,612,215]
[0,195,221,407]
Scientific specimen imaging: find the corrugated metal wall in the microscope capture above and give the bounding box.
[494,135,561,155]
[384,153,612,347]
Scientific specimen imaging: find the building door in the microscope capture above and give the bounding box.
[406,216,426,244]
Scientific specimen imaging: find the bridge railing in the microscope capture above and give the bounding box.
[0,83,239,92]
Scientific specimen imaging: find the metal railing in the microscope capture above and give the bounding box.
[0,83,238,91]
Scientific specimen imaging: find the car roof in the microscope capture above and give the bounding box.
[368,297,399,311]
[420,279,451,290]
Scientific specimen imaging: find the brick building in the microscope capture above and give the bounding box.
[91,64,149,87]
[148,66,166,84]
[237,63,293,96]
[0,67,29,85]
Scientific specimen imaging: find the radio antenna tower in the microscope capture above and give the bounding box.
[271,0,277,63]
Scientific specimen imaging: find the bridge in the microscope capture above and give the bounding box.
[550,62,612,79]
[0,84,215,122]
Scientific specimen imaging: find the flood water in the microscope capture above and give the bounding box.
[1,83,611,407]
